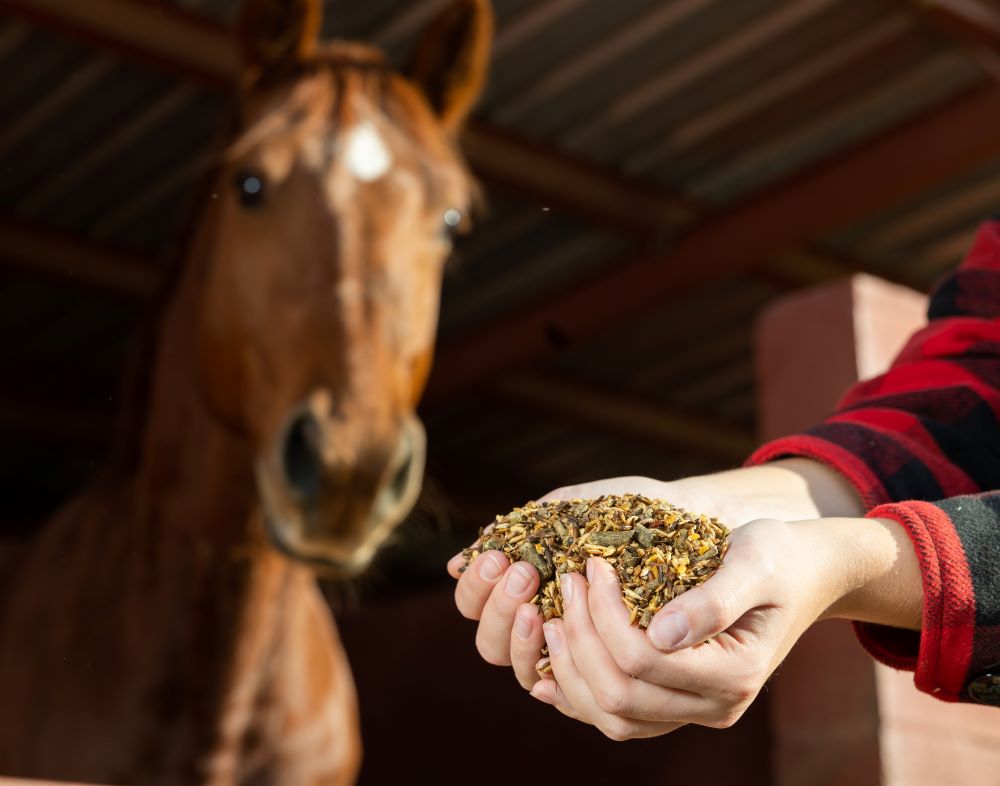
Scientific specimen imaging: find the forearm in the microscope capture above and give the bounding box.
[683,458,866,525]
[816,516,923,630]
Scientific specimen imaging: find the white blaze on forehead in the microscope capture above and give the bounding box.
[344,121,392,182]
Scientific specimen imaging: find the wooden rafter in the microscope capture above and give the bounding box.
[492,0,587,58]
[18,85,199,217]
[563,0,841,150]
[426,82,1000,400]
[902,0,1000,82]
[494,373,755,464]
[0,0,698,240]
[914,0,1000,49]
[462,123,696,233]
[0,0,239,86]
[0,54,116,156]
[0,0,979,446]
[367,0,449,50]
[0,219,159,299]
[496,0,716,124]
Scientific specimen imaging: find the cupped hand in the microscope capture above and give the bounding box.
[445,475,719,686]
[446,461,866,690]
[529,515,911,740]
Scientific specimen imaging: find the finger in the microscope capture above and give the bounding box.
[529,676,581,720]
[454,550,509,621]
[560,572,714,723]
[587,557,767,700]
[511,603,547,690]
[543,619,682,740]
[446,553,466,579]
[646,529,770,653]
[538,485,581,502]
[585,558,725,694]
[475,561,540,666]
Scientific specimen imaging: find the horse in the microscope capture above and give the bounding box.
[0,0,491,782]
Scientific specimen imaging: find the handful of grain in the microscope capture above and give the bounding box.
[461,494,729,628]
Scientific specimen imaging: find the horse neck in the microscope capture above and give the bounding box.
[122,196,316,776]
[131,200,258,560]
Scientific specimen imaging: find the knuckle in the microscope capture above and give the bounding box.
[600,721,637,742]
[614,646,649,678]
[724,679,758,706]
[593,685,629,717]
[700,592,730,633]
[739,523,784,574]
[708,708,745,730]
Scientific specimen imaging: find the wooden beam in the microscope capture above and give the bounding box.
[496,0,716,124]
[0,55,115,156]
[494,373,756,464]
[492,0,587,57]
[902,0,1000,82]
[564,0,839,149]
[426,82,1000,400]
[644,13,913,162]
[463,123,696,232]
[0,0,240,86]
[368,0,449,50]
[917,0,1000,48]
[0,0,697,239]
[0,219,160,299]
[19,85,198,216]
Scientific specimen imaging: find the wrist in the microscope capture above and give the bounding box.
[814,516,922,629]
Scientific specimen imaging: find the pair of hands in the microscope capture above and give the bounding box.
[446,467,921,741]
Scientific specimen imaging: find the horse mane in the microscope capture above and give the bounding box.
[104,45,473,482]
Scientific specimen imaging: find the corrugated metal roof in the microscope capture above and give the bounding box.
[2,0,998,525]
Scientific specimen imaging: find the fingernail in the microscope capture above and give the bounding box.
[478,552,503,581]
[586,558,595,583]
[514,607,533,640]
[505,563,532,596]
[530,685,553,705]
[543,622,563,655]
[559,573,573,606]
[648,611,690,650]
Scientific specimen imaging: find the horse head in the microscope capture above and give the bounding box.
[193,0,492,575]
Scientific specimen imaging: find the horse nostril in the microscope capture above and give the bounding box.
[388,444,414,505]
[282,413,323,502]
[376,422,425,524]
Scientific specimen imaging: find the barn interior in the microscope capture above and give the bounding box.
[2,0,1000,783]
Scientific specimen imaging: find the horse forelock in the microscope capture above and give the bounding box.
[230,47,474,212]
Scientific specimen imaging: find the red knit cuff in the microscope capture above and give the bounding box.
[745,434,892,509]
[855,501,976,702]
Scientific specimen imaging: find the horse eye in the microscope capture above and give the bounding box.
[234,170,266,208]
[441,208,463,240]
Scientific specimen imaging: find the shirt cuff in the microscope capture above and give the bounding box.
[854,501,975,702]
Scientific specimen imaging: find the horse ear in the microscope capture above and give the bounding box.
[238,0,323,71]
[408,0,493,131]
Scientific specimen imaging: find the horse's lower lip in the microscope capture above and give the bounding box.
[263,515,369,577]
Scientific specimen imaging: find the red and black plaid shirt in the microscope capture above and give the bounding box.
[749,219,1000,705]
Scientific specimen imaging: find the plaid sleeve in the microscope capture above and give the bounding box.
[856,495,1000,704]
[747,219,1000,704]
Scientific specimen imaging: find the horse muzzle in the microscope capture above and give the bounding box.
[255,403,426,576]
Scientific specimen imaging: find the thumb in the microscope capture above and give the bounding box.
[646,536,766,652]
